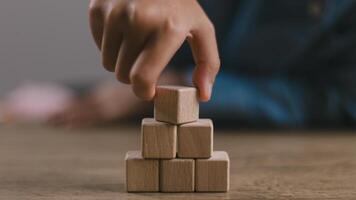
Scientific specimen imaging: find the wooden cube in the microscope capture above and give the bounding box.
[195,151,230,192]
[125,151,159,192]
[178,119,213,158]
[154,85,199,124]
[160,159,195,192]
[141,118,177,159]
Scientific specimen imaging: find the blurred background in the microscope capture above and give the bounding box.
[0,0,118,126]
[0,0,109,96]
[1,0,356,129]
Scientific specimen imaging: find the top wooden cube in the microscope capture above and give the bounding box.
[154,86,199,124]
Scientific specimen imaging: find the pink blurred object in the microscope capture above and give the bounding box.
[1,82,75,123]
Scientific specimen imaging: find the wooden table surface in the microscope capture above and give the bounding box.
[1,125,356,200]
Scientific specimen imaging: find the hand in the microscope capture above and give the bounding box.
[89,0,220,101]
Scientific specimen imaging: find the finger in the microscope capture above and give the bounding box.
[188,22,220,102]
[101,11,124,72]
[115,31,150,84]
[130,25,187,100]
[88,1,105,50]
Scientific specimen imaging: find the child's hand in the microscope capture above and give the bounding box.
[89,0,220,101]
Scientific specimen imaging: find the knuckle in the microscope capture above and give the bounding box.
[123,2,155,25]
[124,1,137,18]
[102,58,115,72]
[89,1,103,18]
[107,6,121,21]
[162,19,186,36]
[199,58,221,74]
[130,70,153,87]
[115,69,131,84]
[209,58,221,74]
[122,1,141,23]
[213,57,221,69]
[205,20,216,34]
[132,87,151,100]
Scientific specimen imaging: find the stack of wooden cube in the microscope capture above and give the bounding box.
[125,85,230,192]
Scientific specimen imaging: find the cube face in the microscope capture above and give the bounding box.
[178,119,213,158]
[154,86,199,124]
[125,151,159,192]
[196,151,230,192]
[141,118,177,159]
[160,159,195,192]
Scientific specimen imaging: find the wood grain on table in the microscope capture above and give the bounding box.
[1,126,356,199]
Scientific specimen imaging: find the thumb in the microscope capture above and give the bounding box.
[188,22,220,102]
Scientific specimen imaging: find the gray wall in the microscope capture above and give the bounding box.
[0,0,111,96]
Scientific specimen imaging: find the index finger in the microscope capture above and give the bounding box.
[188,21,220,102]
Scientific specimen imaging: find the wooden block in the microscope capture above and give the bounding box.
[125,151,159,192]
[160,159,195,192]
[141,118,177,159]
[154,85,199,124]
[177,119,213,158]
[195,151,230,192]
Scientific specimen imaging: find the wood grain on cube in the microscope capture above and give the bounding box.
[125,151,159,192]
[154,85,199,124]
[141,118,177,159]
[160,159,195,192]
[195,151,230,192]
[178,119,213,158]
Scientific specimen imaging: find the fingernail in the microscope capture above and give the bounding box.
[202,81,212,102]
